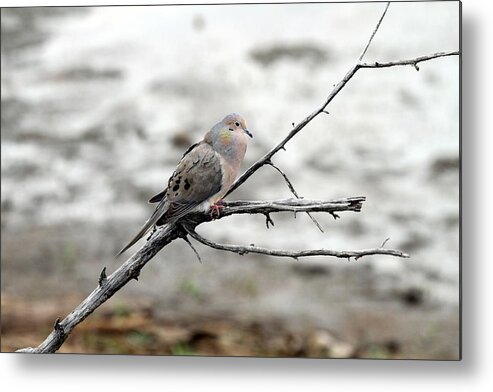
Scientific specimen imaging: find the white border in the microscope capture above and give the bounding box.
[2,1,492,391]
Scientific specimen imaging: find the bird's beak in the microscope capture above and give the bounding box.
[243,128,253,138]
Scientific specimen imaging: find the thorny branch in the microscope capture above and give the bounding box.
[16,4,459,353]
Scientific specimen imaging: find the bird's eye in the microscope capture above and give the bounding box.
[234,121,240,127]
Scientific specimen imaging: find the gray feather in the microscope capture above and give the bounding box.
[116,198,170,256]
[117,141,223,257]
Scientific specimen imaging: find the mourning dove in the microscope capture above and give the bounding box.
[117,113,252,256]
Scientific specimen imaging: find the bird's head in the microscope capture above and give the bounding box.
[222,113,253,139]
[206,113,253,162]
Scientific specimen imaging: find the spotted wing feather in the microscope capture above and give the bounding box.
[117,141,223,256]
[162,142,223,221]
[148,141,200,204]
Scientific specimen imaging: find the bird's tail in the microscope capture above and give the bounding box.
[116,200,169,257]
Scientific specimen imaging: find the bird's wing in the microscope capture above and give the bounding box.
[148,141,200,204]
[148,189,166,204]
[163,141,223,221]
[117,141,223,256]
[117,193,173,257]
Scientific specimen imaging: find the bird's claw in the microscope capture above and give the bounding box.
[209,200,225,219]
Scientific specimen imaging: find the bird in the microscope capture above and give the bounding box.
[117,113,253,256]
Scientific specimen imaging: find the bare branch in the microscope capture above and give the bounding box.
[184,226,410,261]
[17,224,180,353]
[308,216,324,232]
[264,213,275,229]
[182,234,203,264]
[359,2,390,62]
[225,51,459,198]
[200,197,365,220]
[266,161,299,197]
[16,197,366,353]
[359,51,460,69]
[266,160,324,232]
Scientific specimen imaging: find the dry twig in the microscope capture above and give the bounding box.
[266,160,325,230]
[183,225,409,261]
[359,2,390,61]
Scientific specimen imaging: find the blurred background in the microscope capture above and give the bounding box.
[1,2,459,358]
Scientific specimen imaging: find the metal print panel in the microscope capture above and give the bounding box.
[0,1,460,359]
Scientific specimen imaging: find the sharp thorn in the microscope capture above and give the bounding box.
[53,318,64,336]
[98,267,107,287]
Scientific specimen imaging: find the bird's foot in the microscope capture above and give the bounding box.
[209,200,226,219]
